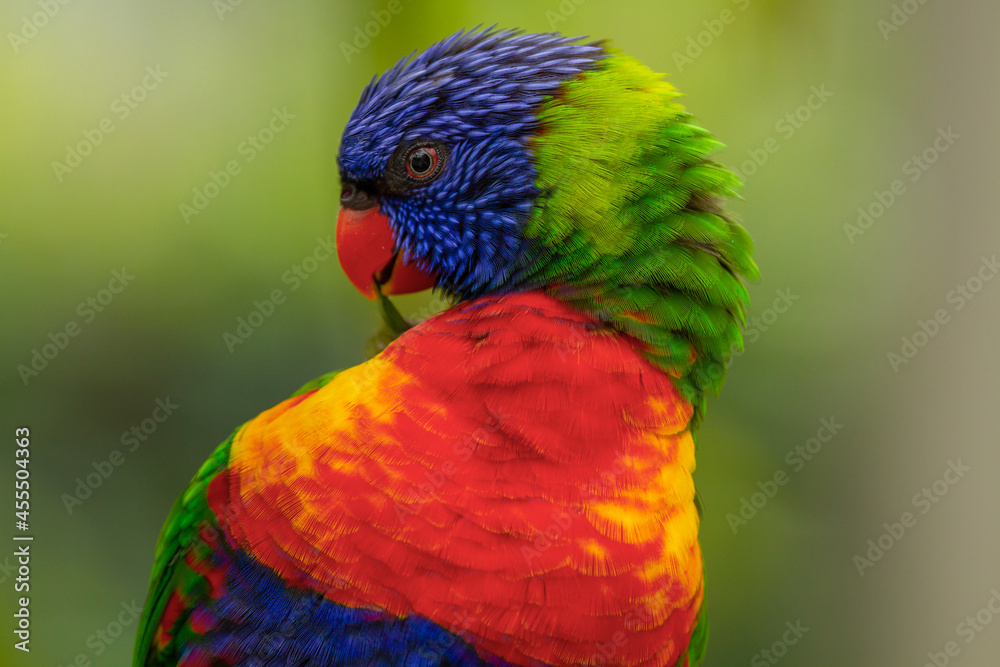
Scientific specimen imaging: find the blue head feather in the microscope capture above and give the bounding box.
[338,28,607,299]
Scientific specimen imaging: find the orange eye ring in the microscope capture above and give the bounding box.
[406,146,438,179]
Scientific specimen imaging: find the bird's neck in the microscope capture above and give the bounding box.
[506,52,757,426]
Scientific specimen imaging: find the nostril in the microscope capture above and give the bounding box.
[340,183,356,203]
[340,184,376,211]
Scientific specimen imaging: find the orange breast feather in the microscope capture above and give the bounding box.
[220,292,702,667]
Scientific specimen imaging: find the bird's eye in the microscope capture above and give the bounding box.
[406,147,437,179]
[384,140,447,192]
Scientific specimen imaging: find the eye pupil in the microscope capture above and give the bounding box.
[406,147,437,178]
[411,152,431,173]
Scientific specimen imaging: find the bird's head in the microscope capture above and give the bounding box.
[337,28,605,300]
[337,28,758,419]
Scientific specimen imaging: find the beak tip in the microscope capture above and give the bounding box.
[361,282,379,301]
[336,205,437,299]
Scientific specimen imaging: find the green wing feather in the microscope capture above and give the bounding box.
[133,370,344,666]
[133,430,234,666]
[684,603,710,666]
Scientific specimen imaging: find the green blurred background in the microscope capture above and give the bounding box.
[2,0,999,665]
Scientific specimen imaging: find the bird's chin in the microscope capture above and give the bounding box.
[336,206,437,300]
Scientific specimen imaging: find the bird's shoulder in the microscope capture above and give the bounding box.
[133,370,343,666]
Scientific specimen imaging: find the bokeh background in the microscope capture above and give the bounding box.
[2,0,999,665]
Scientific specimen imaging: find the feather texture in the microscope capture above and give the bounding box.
[136,294,705,666]
[136,27,755,667]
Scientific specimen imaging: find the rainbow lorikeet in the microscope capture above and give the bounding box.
[134,28,756,667]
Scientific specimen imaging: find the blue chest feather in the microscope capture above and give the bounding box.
[176,540,517,666]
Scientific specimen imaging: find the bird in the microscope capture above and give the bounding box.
[133,27,757,667]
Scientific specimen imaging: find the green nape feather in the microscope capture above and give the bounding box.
[526,51,758,429]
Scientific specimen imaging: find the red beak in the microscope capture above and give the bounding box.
[336,206,437,300]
